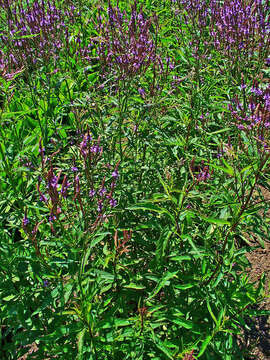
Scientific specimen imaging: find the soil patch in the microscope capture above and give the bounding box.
[239,185,270,359]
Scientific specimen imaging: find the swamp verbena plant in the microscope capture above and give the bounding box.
[23,133,119,244]
[0,0,270,359]
[95,1,174,96]
[0,0,90,75]
[176,0,270,80]
[96,1,161,79]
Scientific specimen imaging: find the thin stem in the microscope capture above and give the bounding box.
[204,153,270,286]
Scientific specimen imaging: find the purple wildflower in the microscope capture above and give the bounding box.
[97,201,103,213]
[240,83,246,90]
[23,216,30,227]
[96,2,164,80]
[99,187,106,196]
[39,193,48,202]
[48,214,56,222]
[112,170,119,179]
[109,198,117,208]
[60,175,71,199]
[196,166,211,182]
[89,189,96,198]
[0,0,81,71]
[90,145,102,154]
[138,88,146,97]
[74,175,80,195]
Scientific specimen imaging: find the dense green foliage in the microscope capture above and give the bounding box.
[0,0,270,359]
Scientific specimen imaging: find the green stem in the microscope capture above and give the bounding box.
[204,153,270,285]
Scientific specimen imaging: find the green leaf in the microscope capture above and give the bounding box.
[157,172,171,197]
[127,202,174,221]
[155,226,172,264]
[64,283,73,304]
[211,163,234,176]
[217,306,226,327]
[200,215,230,226]
[58,311,77,316]
[174,283,194,290]
[247,309,270,316]
[181,234,203,259]
[171,318,193,329]
[170,255,192,262]
[1,109,37,119]
[152,334,174,360]
[114,318,132,327]
[13,33,40,40]
[94,270,114,281]
[90,232,110,249]
[3,294,17,301]
[197,335,212,357]
[147,271,178,300]
[123,283,146,290]
[41,322,82,341]
[77,328,86,360]
[206,128,231,135]
[206,298,218,326]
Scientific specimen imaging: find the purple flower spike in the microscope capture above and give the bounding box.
[48,214,56,223]
[97,201,103,213]
[138,88,145,97]
[90,145,102,154]
[89,189,96,198]
[99,187,106,196]
[109,198,117,208]
[133,124,138,132]
[23,216,30,227]
[196,166,211,182]
[60,175,71,199]
[112,170,119,179]
[39,193,48,202]
[38,145,45,155]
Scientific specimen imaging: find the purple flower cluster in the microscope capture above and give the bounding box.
[79,132,103,160]
[229,83,270,151]
[96,2,162,79]
[60,175,70,199]
[23,215,30,227]
[88,161,120,213]
[183,349,195,360]
[37,164,71,225]
[32,132,120,237]
[176,0,270,69]
[0,0,79,70]
[178,0,209,28]
[0,49,25,80]
[190,158,213,183]
[175,0,218,72]
[196,165,212,182]
[19,157,35,170]
[210,0,270,59]
[73,131,120,215]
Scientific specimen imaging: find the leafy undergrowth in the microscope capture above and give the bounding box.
[0,0,270,359]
